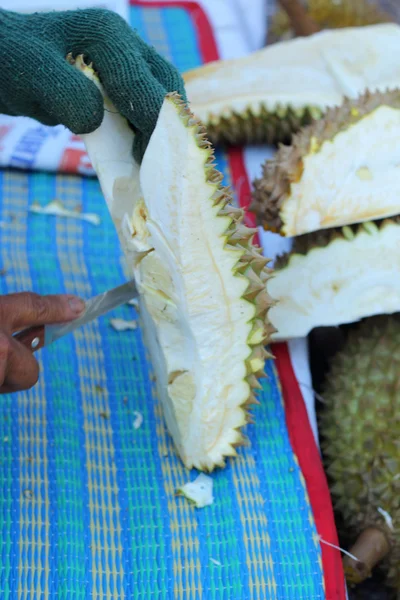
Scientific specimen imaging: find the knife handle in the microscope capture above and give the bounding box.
[14,325,45,353]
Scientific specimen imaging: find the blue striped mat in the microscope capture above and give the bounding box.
[0,4,325,598]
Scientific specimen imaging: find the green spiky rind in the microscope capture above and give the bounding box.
[320,316,400,587]
[250,88,400,234]
[165,92,275,471]
[203,103,322,147]
[274,217,400,271]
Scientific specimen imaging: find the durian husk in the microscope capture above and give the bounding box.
[274,217,400,269]
[251,89,400,236]
[269,0,393,43]
[70,54,275,472]
[184,24,400,147]
[268,218,400,339]
[320,316,400,588]
[197,105,318,148]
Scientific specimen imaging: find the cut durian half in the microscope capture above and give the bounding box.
[268,219,400,340]
[184,24,400,147]
[251,89,400,236]
[70,55,274,472]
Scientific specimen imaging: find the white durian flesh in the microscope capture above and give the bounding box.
[71,56,274,471]
[269,220,400,340]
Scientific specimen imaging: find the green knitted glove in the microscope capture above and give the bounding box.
[0,8,187,162]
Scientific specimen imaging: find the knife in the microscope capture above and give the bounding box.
[13,279,140,353]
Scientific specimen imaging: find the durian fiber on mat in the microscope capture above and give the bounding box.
[0,2,332,599]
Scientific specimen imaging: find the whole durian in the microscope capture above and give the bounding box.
[320,316,400,589]
[184,24,400,147]
[251,89,400,236]
[269,0,393,43]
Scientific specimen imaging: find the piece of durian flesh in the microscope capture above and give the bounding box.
[184,24,400,147]
[71,55,275,472]
[267,220,400,340]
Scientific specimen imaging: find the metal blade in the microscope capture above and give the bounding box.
[44,279,139,346]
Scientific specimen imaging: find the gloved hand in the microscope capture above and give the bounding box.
[0,8,187,162]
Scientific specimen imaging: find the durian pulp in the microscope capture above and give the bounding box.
[282,105,400,236]
[76,62,255,471]
[184,24,400,125]
[268,221,400,340]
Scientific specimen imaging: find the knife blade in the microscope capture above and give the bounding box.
[14,279,140,352]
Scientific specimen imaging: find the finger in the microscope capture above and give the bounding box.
[0,91,60,127]
[30,50,105,134]
[147,50,187,101]
[132,133,148,165]
[0,292,85,332]
[91,44,166,140]
[0,334,39,393]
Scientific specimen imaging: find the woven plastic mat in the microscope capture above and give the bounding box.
[0,3,327,598]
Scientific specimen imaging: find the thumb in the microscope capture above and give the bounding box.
[0,293,85,333]
[31,52,105,134]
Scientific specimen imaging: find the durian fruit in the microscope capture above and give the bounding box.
[69,55,275,472]
[251,89,400,237]
[183,24,400,147]
[320,316,400,589]
[269,0,392,43]
[266,219,400,340]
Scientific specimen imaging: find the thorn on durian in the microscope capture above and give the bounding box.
[232,435,250,448]
[248,319,268,345]
[250,255,271,274]
[228,224,258,245]
[254,289,275,318]
[246,346,267,374]
[263,348,274,360]
[212,189,230,207]
[245,393,261,406]
[246,412,255,424]
[244,274,265,302]
[219,206,245,222]
[207,170,224,185]
[247,374,263,390]
[257,369,268,379]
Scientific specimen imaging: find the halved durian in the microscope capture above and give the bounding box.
[252,89,400,236]
[71,55,275,472]
[184,24,400,147]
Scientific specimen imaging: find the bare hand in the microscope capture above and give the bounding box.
[0,292,84,394]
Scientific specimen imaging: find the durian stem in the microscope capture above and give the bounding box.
[343,527,390,584]
[278,0,320,36]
